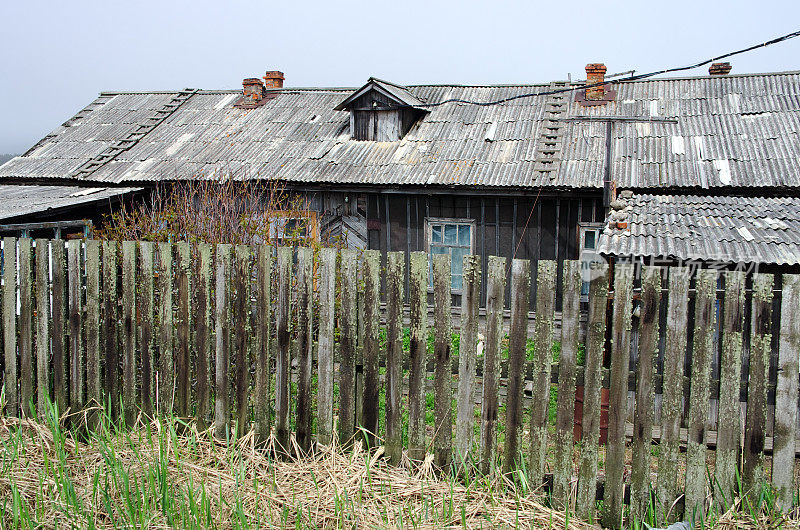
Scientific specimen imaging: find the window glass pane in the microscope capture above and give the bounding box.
[458,225,471,246]
[444,224,458,245]
[584,230,596,250]
[432,225,442,243]
[431,245,448,255]
[451,247,467,278]
[452,274,463,290]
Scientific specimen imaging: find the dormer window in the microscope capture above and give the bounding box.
[335,78,428,141]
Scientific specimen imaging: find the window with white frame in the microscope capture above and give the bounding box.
[579,223,604,299]
[426,218,475,290]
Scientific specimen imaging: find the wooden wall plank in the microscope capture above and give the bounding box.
[432,253,453,469]
[253,245,271,444]
[576,264,609,522]
[479,256,506,474]
[361,249,381,448]
[175,242,191,417]
[3,237,17,416]
[18,239,33,417]
[503,258,530,475]
[455,254,480,465]
[52,240,68,414]
[101,241,118,418]
[85,241,102,419]
[407,251,428,461]
[214,244,232,440]
[138,242,154,418]
[528,260,555,483]
[773,273,800,510]
[194,243,212,431]
[602,263,634,530]
[316,248,337,448]
[34,239,50,413]
[630,266,661,520]
[743,273,774,497]
[553,260,581,507]
[233,245,251,439]
[67,240,83,414]
[157,242,174,415]
[714,271,745,510]
[338,249,358,447]
[274,246,292,452]
[295,246,313,450]
[121,241,137,425]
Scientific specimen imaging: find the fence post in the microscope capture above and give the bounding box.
[553,260,581,507]
[122,241,137,426]
[295,246,313,451]
[101,240,118,418]
[233,245,251,439]
[3,237,17,417]
[138,242,154,418]
[455,254,480,465]
[773,273,799,510]
[361,249,381,448]
[630,266,661,520]
[53,240,68,414]
[432,253,453,469]
[503,258,530,475]
[35,239,51,414]
[384,251,405,463]
[253,244,271,444]
[528,259,555,483]
[338,249,358,447]
[407,251,428,461]
[479,256,506,474]
[602,263,634,530]
[576,263,609,521]
[275,246,292,452]
[18,238,33,417]
[743,273,774,497]
[317,248,337,448]
[68,240,84,414]
[214,244,232,440]
[157,242,174,415]
[714,270,745,511]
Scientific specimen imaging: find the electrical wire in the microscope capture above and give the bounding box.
[418,29,800,108]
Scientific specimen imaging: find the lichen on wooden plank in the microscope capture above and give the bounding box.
[479,256,505,475]
[455,254,480,465]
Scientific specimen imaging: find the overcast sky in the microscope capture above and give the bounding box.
[1,0,799,154]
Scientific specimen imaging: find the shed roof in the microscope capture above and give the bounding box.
[596,194,800,265]
[0,184,140,222]
[2,71,800,190]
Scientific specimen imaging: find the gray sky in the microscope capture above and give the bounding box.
[2,0,799,154]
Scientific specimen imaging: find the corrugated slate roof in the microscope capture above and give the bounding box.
[0,185,140,221]
[596,194,800,265]
[2,71,800,190]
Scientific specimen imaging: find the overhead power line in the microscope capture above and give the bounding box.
[418,29,800,108]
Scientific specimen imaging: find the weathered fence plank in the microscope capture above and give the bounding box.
[576,264,609,522]
[53,240,67,413]
[138,242,154,417]
[479,256,506,474]
[408,251,429,461]
[101,240,118,417]
[631,267,661,520]
[743,273,774,497]
[714,271,745,510]
[233,245,251,438]
[214,244,232,440]
[68,240,83,414]
[338,249,358,447]
[602,263,634,530]
[295,246,313,450]
[18,238,33,417]
[157,242,174,414]
[35,239,50,413]
[3,237,17,416]
[316,248,336,447]
[253,244,271,444]
[361,250,381,448]
[502,258,530,475]
[432,253,453,469]
[384,251,405,463]
[275,246,292,452]
[122,241,137,425]
[553,260,581,507]
[175,242,191,417]
[773,273,799,510]
[456,254,480,465]
[528,260,555,483]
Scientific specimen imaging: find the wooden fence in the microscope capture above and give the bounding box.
[0,237,798,528]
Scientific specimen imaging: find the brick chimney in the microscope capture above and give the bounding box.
[709,62,732,76]
[585,63,607,100]
[263,71,285,89]
[242,78,265,104]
